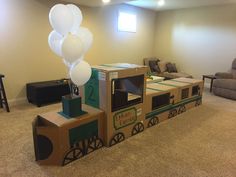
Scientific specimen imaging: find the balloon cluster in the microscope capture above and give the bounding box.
[48,4,92,86]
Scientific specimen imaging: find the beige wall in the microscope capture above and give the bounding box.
[0,0,156,102]
[154,4,236,79]
[3,0,236,103]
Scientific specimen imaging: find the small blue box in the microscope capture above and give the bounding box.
[62,95,85,118]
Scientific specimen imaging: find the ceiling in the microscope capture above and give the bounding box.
[62,0,132,7]
[62,0,236,11]
[127,0,236,11]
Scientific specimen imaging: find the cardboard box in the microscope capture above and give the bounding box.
[145,83,179,127]
[144,78,203,128]
[32,104,104,166]
[172,77,204,97]
[158,80,192,103]
[171,77,204,108]
[84,63,148,146]
[159,78,203,112]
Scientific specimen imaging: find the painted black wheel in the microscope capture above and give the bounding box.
[178,105,186,114]
[147,117,159,128]
[71,139,82,149]
[86,136,103,154]
[62,147,83,166]
[195,99,202,107]
[109,132,125,147]
[132,122,144,136]
[168,109,178,118]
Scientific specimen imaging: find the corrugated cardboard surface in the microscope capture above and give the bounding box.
[172,77,202,84]
[33,104,104,165]
[144,78,203,128]
[91,64,148,146]
[172,77,204,96]
[160,80,191,87]
[145,87,178,115]
[158,80,192,103]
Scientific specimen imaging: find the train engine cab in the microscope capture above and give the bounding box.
[84,63,148,147]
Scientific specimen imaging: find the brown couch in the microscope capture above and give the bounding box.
[212,58,236,100]
[143,57,192,79]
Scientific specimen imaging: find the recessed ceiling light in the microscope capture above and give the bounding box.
[158,0,165,6]
[102,0,111,4]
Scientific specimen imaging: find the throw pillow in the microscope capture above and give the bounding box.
[166,63,178,73]
[158,61,168,73]
[149,60,161,73]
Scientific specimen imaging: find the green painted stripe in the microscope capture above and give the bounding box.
[153,80,163,83]
[146,95,202,119]
[175,95,201,106]
[146,87,164,92]
[157,82,179,87]
[146,104,173,119]
[171,80,193,84]
[101,64,130,69]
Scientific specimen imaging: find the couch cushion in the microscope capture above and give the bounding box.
[158,61,168,73]
[149,60,161,73]
[215,72,233,79]
[166,63,178,73]
[232,70,236,79]
[212,87,236,100]
[143,57,160,66]
[213,79,236,90]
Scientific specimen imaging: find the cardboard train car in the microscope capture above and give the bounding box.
[32,63,203,166]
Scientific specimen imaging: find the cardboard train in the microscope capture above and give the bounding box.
[32,63,203,166]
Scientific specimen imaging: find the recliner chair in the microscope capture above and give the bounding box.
[212,58,236,100]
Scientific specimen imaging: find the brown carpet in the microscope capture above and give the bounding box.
[0,89,236,177]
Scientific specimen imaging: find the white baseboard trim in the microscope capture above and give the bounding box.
[6,82,211,107]
[8,97,28,106]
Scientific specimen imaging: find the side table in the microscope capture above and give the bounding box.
[202,75,216,92]
[0,74,10,112]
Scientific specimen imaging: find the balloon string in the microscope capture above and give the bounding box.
[69,79,73,97]
[66,66,73,97]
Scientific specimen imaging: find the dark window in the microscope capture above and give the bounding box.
[152,93,170,110]
[111,75,144,112]
[192,86,199,96]
[181,88,189,99]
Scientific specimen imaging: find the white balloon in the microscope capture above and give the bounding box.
[71,55,84,66]
[63,56,84,70]
[48,30,63,56]
[70,61,92,86]
[72,27,93,53]
[67,4,83,32]
[62,33,84,64]
[49,4,74,35]
[63,59,72,68]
